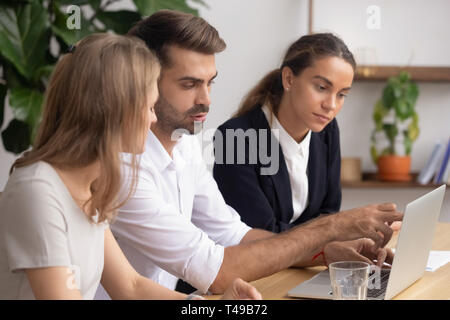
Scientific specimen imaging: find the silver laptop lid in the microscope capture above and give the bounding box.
[384,185,446,300]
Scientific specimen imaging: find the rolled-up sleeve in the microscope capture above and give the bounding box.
[188,134,252,246]
[191,161,251,246]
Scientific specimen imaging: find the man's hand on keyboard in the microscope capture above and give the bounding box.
[324,238,395,268]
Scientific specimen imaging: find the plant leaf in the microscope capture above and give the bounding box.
[133,0,203,17]
[403,133,412,155]
[51,2,93,45]
[55,1,102,12]
[394,99,411,120]
[1,118,31,154]
[383,123,398,146]
[374,71,418,159]
[398,71,410,82]
[382,85,395,109]
[1,57,28,89]
[405,82,419,107]
[407,113,420,142]
[9,87,43,141]
[190,0,209,8]
[0,83,6,128]
[0,1,51,80]
[373,99,387,130]
[32,64,55,85]
[96,10,142,35]
[370,143,378,165]
[57,0,94,5]
[381,147,393,156]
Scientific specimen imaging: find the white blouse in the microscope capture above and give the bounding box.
[262,105,311,223]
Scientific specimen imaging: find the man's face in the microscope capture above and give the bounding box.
[154,45,217,135]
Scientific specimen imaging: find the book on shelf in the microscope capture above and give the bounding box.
[433,138,450,184]
[444,156,450,185]
[417,141,445,185]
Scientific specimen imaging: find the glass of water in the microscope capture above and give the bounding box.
[329,261,370,300]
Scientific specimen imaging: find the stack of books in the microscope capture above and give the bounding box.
[417,138,450,185]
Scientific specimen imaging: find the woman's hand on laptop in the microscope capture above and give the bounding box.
[324,238,395,268]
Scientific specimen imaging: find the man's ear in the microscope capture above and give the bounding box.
[281,66,294,91]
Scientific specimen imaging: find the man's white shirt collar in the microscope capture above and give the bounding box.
[145,129,187,173]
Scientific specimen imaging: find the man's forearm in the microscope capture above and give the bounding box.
[240,228,275,243]
[209,215,338,293]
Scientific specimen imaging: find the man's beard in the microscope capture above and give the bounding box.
[154,94,209,136]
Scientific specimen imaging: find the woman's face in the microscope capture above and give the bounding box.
[122,81,158,154]
[281,56,354,134]
[139,82,159,152]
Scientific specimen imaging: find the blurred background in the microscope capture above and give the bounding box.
[1,0,449,220]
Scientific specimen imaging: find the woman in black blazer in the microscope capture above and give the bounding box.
[213,33,355,233]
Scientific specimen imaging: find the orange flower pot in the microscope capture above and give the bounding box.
[377,155,412,181]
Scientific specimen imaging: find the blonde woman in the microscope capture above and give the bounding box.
[0,33,261,300]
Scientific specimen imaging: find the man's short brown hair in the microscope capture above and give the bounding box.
[128,9,226,67]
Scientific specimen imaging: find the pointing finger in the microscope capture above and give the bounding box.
[382,211,404,223]
[377,203,397,211]
[376,249,388,267]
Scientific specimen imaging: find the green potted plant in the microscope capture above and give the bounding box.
[370,71,419,181]
[0,0,205,154]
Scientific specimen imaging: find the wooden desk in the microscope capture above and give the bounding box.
[207,223,450,300]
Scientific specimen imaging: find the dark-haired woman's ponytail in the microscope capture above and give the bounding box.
[234,68,284,117]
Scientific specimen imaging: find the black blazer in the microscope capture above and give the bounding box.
[213,106,342,233]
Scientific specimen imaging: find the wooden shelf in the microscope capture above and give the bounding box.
[354,65,450,82]
[342,172,449,189]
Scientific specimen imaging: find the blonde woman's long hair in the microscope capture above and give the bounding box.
[11,33,160,223]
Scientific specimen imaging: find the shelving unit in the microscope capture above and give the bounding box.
[341,172,449,189]
[349,66,450,188]
[355,66,450,82]
[351,66,449,189]
[307,1,450,189]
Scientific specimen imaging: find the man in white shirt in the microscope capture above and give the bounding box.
[99,10,403,296]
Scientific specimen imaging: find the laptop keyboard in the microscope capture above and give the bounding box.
[367,269,391,299]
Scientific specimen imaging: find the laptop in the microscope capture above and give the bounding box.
[288,185,446,300]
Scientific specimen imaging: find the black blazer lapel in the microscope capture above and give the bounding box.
[303,132,328,221]
[251,108,294,223]
[270,150,294,223]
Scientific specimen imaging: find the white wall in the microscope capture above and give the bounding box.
[1,0,449,193]
[313,0,450,66]
[196,0,450,221]
[197,0,309,166]
[338,81,450,172]
[198,0,450,172]
[199,0,308,128]
[312,0,450,172]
